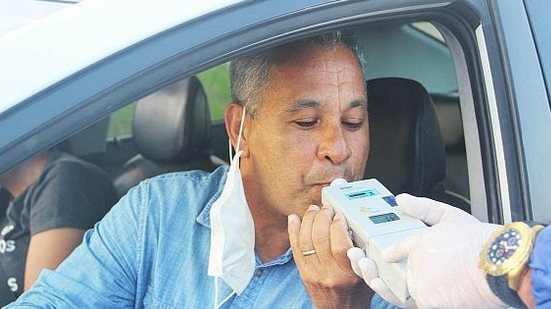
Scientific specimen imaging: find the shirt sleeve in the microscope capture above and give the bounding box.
[530,225,551,308]
[27,159,117,235]
[5,183,146,307]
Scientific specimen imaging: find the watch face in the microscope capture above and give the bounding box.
[488,228,521,265]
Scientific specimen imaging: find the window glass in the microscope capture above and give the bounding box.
[198,62,231,120]
[107,103,135,138]
[357,22,468,200]
[106,62,231,138]
[358,22,457,93]
[410,22,445,43]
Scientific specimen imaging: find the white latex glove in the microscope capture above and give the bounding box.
[347,247,415,308]
[381,194,507,309]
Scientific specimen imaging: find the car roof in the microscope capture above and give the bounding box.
[0,0,244,113]
[0,0,78,37]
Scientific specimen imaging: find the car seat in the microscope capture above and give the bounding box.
[56,117,110,165]
[364,77,470,213]
[113,76,225,197]
[431,92,470,199]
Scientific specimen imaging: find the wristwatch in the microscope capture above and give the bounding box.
[480,222,544,308]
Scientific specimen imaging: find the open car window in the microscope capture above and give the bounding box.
[98,20,470,217]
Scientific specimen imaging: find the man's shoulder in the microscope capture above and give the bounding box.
[43,152,113,184]
[133,165,229,216]
[143,165,228,191]
[32,152,116,201]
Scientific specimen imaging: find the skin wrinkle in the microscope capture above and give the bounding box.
[282,99,367,118]
[311,50,350,110]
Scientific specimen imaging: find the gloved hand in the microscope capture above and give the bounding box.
[347,247,415,308]
[348,194,508,309]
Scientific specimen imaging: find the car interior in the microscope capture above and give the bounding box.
[112,76,225,197]
[41,21,472,217]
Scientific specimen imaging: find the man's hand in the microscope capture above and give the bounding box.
[288,205,373,309]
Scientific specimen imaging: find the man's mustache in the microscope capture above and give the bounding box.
[306,169,354,186]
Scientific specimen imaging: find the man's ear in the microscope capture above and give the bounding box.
[224,103,249,157]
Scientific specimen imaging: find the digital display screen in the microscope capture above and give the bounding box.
[346,189,379,200]
[369,213,400,224]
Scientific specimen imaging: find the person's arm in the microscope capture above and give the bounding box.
[526,224,551,308]
[24,227,85,290]
[517,267,535,308]
[22,157,116,291]
[349,194,550,309]
[349,194,506,308]
[6,183,144,307]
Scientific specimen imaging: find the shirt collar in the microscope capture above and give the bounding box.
[195,166,296,266]
[256,248,294,267]
[195,165,228,229]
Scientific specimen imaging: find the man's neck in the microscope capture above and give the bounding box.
[249,202,290,263]
[0,154,48,198]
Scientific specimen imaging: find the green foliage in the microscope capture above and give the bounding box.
[198,62,231,120]
[107,103,135,138]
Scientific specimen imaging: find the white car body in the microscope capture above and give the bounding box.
[0,0,242,113]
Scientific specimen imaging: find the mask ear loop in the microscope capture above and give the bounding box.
[215,106,246,308]
[229,107,247,165]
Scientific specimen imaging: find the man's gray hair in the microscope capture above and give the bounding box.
[230,31,366,117]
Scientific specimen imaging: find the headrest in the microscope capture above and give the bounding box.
[364,78,446,195]
[431,92,465,152]
[56,117,109,162]
[133,76,211,164]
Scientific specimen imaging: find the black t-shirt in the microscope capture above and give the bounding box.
[0,152,117,305]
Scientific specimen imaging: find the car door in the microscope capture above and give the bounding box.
[1,0,549,226]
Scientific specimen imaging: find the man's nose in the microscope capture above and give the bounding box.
[317,123,352,165]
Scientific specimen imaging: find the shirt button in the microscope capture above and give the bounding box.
[254,269,263,277]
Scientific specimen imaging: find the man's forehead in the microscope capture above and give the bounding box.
[256,43,366,115]
[272,44,357,68]
[269,46,364,86]
[284,98,367,114]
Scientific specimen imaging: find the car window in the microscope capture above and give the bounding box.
[104,21,468,202]
[354,22,468,202]
[107,103,135,138]
[106,63,230,139]
[198,62,231,120]
[359,22,458,93]
[95,19,471,215]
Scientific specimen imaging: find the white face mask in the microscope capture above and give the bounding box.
[208,108,255,305]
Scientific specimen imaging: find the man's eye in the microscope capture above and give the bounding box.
[342,120,363,130]
[294,120,318,128]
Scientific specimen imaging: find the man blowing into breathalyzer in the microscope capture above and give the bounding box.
[8,31,382,308]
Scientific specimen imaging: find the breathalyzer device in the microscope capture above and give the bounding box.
[321,178,426,303]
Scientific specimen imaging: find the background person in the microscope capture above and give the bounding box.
[0,149,117,305]
[348,194,550,309]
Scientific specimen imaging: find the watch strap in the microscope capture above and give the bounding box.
[486,274,527,309]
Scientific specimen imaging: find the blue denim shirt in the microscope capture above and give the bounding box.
[530,225,551,308]
[7,166,390,308]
